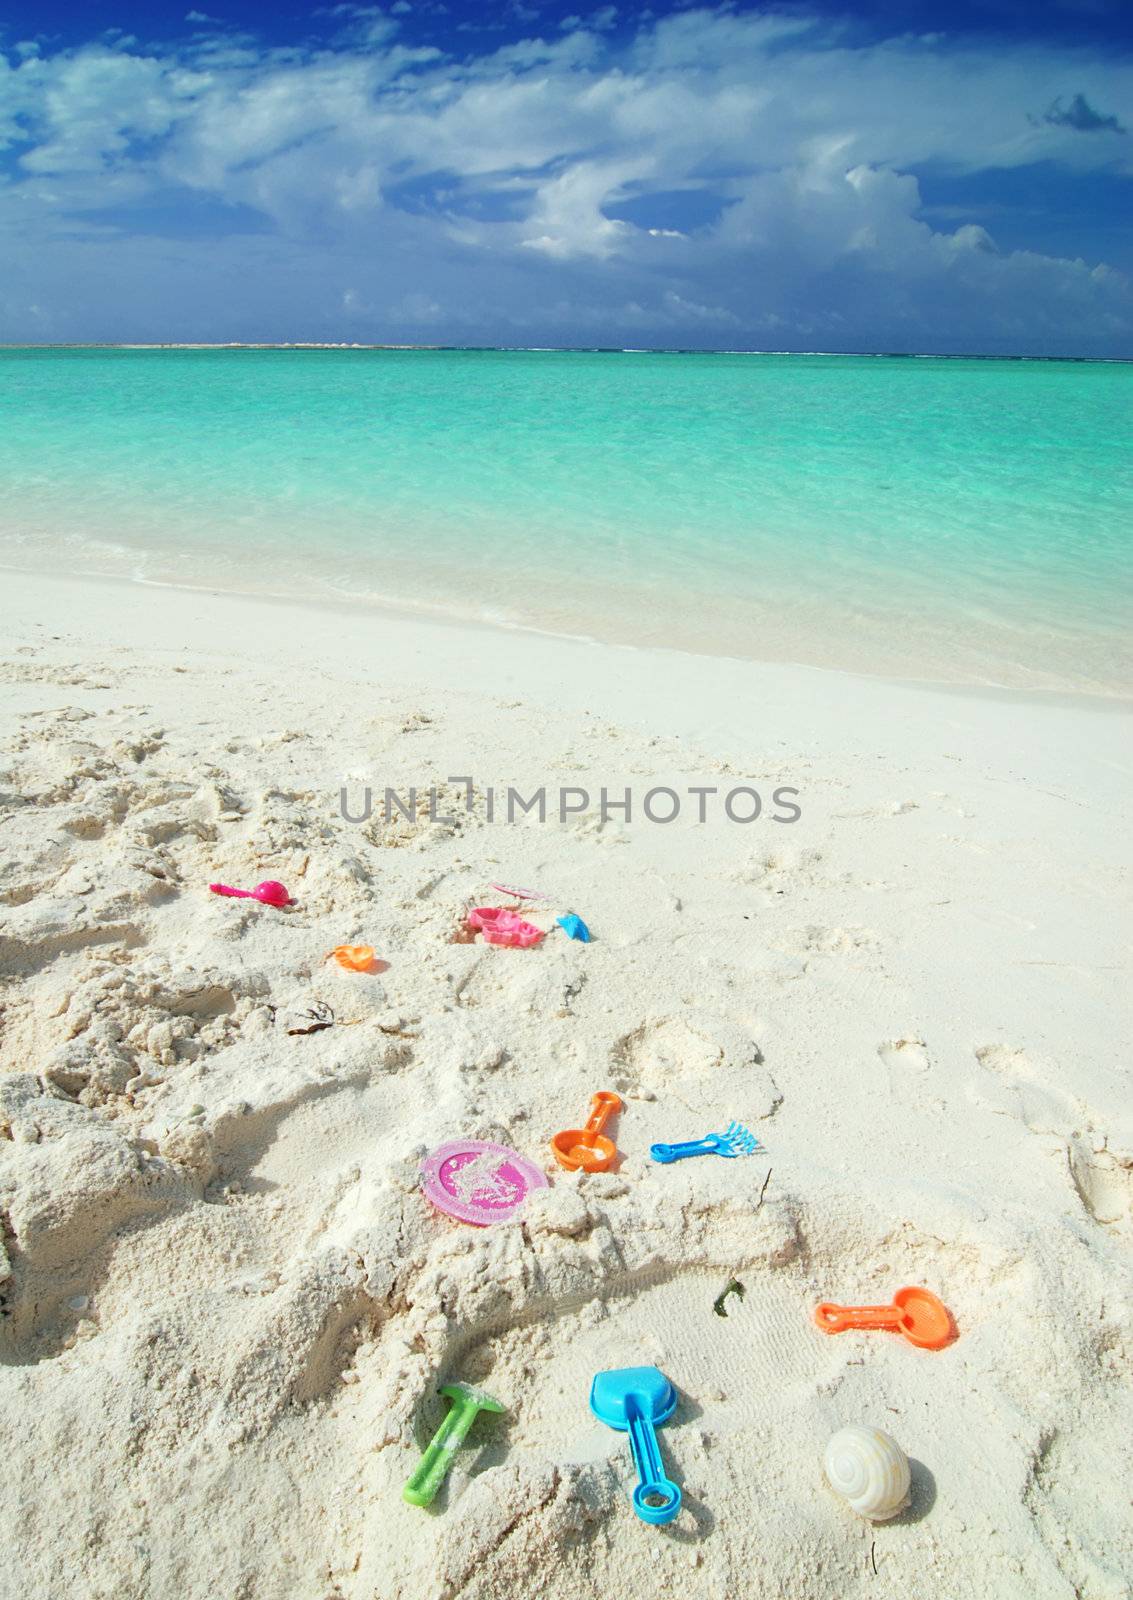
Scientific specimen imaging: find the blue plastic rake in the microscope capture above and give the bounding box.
[650,1119,763,1163]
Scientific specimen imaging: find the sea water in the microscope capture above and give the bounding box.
[1,347,1129,693]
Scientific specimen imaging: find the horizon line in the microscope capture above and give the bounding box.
[0,342,1130,362]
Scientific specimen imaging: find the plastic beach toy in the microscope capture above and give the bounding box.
[813,1287,955,1350]
[326,944,379,972]
[650,1120,763,1163]
[466,907,545,948]
[403,1382,505,1508]
[421,1139,548,1226]
[209,879,290,907]
[551,1091,621,1172]
[556,913,591,943]
[489,882,546,902]
[590,1366,682,1525]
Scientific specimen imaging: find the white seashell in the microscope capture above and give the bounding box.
[823,1425,911,1521]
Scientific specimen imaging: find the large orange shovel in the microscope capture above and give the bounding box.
[814,1287,955,1350]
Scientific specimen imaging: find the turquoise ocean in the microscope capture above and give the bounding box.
[1,348,1129,693]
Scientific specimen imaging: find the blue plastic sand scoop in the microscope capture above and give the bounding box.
[589,1366,682,1525]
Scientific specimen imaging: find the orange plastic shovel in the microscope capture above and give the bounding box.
[551,1091,622,1173]
[813,1286,955,1350]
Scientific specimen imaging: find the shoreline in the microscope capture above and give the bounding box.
[4,562,1130,712]
[5,347,1129,701]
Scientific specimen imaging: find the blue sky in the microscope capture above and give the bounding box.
[1,1,1131,352]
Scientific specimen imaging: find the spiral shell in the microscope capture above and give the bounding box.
[823,1425,910,1521]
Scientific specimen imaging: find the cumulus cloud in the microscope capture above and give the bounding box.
[0,8,1130,351]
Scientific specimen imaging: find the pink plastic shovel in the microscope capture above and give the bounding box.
[209,879,291,907]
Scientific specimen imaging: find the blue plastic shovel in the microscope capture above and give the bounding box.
[589,1366,682,1525]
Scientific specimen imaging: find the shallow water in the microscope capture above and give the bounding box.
[1,347,1130,691]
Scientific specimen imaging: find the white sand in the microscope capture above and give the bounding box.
[1,569,1131,1599]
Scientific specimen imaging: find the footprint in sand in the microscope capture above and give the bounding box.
[1066,1141,1133,1238]
[785,924,880,958]
[734,845,826,892]
[609,1014,780,1118]
[1024,1410,1133,1596]
[878,1036,930,1072]
[968,1044,1083,1135]
[969,1044,1133,1240]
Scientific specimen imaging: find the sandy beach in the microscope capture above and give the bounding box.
[2,567,1131,1600]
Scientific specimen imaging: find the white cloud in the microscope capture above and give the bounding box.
[0,10,1130,350]
[520,159,641,258]
[662,288,738,324]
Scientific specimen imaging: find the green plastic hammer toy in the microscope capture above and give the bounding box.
[403,1382,505,1508]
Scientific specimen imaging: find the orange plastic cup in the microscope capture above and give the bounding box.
[551,1091,622,1173]
[813,1286,955,1350]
